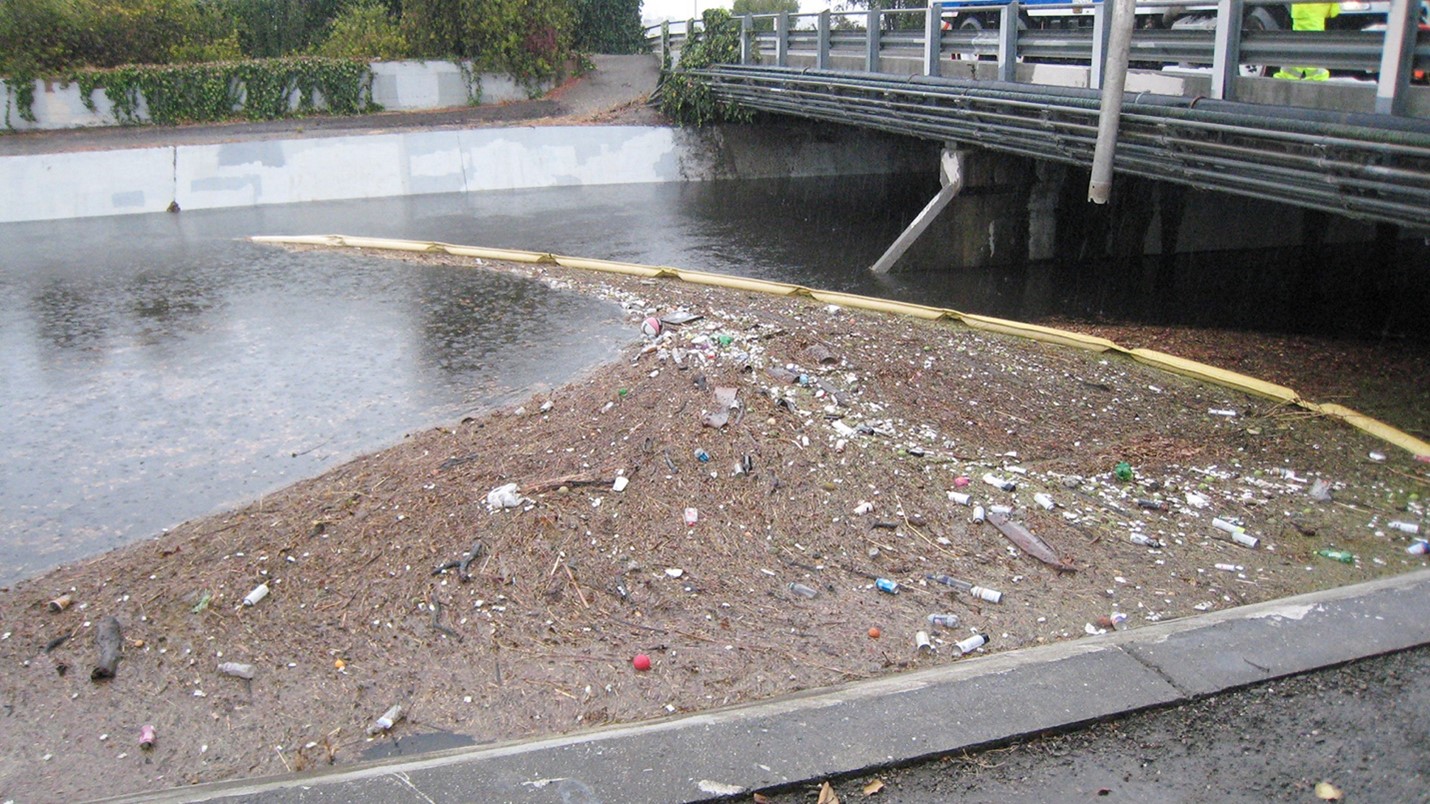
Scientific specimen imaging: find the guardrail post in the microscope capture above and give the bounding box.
[1091,3,1110,89]
[997,2,1019,82]
[866,9,881,72]
[924,5,942,76]
[1209,0,1244,100]
[818,10,832,69]
[1376,0,1417,115]
[741,14,753,65]
[776,11,790,67]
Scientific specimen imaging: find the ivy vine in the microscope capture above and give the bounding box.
[70,57,377,126]
[658,9,752,127]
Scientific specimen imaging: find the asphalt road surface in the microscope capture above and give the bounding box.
[755,645,1430,803]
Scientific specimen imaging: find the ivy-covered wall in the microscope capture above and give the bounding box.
[1,61,547,131]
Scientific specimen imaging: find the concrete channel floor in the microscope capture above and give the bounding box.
[101,569,1430,803]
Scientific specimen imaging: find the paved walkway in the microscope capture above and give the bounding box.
[104,569,1430,803]
[0,54,662,157]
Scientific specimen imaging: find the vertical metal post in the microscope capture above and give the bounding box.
[776,11,790,67]
[818,10,832,70]
[866,9,881,72]
[740,14,753,65]
[1091,2,1111,89]
[1088,0,1137,203]
[1210,0,1245,100]
[661,21,671,66]
[997,2,1020,83]
[1376,0,1417,116]
[924,5,942,76]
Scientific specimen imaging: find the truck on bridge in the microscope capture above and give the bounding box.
[941,0,1422,35]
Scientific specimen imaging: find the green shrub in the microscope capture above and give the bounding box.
[658,9,751,127]
[572,0,645,55]
[316,0,409,59]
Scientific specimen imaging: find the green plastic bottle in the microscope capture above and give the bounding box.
[1315,548,1354,564]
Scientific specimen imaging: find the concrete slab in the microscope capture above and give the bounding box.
[1121,569,1430,697]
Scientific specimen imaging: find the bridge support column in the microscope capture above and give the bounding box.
[870,147,1034,274]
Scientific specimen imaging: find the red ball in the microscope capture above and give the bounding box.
[632,653,652,671]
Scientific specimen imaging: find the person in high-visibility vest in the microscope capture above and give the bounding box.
[1274,3,1341,80]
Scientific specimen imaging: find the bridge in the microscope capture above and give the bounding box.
[654,0,1430,254]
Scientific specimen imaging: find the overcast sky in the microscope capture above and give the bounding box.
[641,0,835,25]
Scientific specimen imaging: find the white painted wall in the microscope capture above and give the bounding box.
[0,61,540,132]
[0,124,929,222]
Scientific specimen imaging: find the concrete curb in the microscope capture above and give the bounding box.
[106,569,1430,803]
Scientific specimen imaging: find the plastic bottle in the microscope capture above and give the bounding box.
[1407,539,1429,556]
[1211,519,1259,548]
[367,704,404,736]
[1136,499,1168,511]
[1388,521,1420,535]
[242,582,269,607]
[926,574,1003,603]
[217,662,256,679]
[1033,493,1055,510]
[982,473,1016,492]
[1315,548,1354,564]
[694,448,710,462]
[954,633,989,655]
[1129,533,1164,548]
[788,582,818,599]
[948,491,972,505]
[927,613,960,628]
[875,578,899,594]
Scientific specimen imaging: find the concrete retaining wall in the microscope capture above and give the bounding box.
[0,61,537,132]
[0,122,935,222]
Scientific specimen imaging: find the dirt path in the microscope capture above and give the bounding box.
[0,250,1425,802]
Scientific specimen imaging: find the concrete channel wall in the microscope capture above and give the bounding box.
[0,123,937,223]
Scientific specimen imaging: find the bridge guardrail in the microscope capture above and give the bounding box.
[650,0,1428,116]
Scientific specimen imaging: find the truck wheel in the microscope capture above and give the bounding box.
[1241,7,1279,78]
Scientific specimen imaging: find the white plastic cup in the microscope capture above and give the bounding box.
[1033,493,1055,510]
[971,505,986,524]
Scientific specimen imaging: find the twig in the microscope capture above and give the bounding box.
[563,563,590,609]
[430,599,463,642]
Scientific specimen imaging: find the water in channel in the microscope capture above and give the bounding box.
[2,175,1423,585]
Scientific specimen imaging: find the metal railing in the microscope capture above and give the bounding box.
[652,0,1429,116]
[649,3,1430,229]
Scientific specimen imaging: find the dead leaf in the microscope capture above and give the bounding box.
[752,794,772,804]
[862,779,885,796]
[1314,781,1343,801]
[817,781,841,804]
